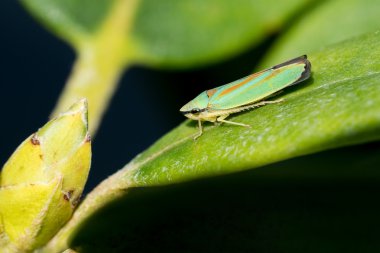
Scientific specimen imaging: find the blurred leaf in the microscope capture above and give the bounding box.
[42,31,380,252]
[130,0,311,68]
[261,0,380,66]
[20,0,310,68]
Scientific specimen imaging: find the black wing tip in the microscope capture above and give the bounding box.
[300,55,311,81]
[272,55,309,69]
[273,55,311,84]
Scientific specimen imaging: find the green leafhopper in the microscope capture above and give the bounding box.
[180,55,311,139]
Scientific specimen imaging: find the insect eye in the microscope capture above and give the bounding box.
[191,108,201,114]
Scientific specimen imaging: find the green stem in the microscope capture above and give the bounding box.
[51,0,140,135]
[51,47,126,135]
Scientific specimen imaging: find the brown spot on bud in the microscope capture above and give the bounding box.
[39,154,43,160]
[31,134,40,145]
[63,194,70,201]
[63,190,74,201]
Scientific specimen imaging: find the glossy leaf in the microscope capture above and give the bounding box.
[41,31,380,252]
[129,33,380,185]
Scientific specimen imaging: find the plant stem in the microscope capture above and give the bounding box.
[51,0,140,135]
[51,48,124,135]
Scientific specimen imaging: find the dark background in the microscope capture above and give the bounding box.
[0,0,266,193]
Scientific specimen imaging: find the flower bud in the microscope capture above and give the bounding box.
[0,99,91,252]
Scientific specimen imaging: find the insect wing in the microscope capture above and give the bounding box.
[208,56,310,110]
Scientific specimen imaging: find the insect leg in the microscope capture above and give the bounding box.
[193,119,203,140]
[216,115,251,128]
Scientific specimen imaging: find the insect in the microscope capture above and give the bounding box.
[180,55,311,139]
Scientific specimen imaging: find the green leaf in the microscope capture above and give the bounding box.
[260,0,380,66]
[55,143,380,252]
[20,0,310,67]
[41,31,380,252]
[129,32,380,186]
[129,0,310,68]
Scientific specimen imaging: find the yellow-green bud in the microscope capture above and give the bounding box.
[0,99,91,252]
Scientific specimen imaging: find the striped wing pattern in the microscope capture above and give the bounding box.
[207,56,310,110]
